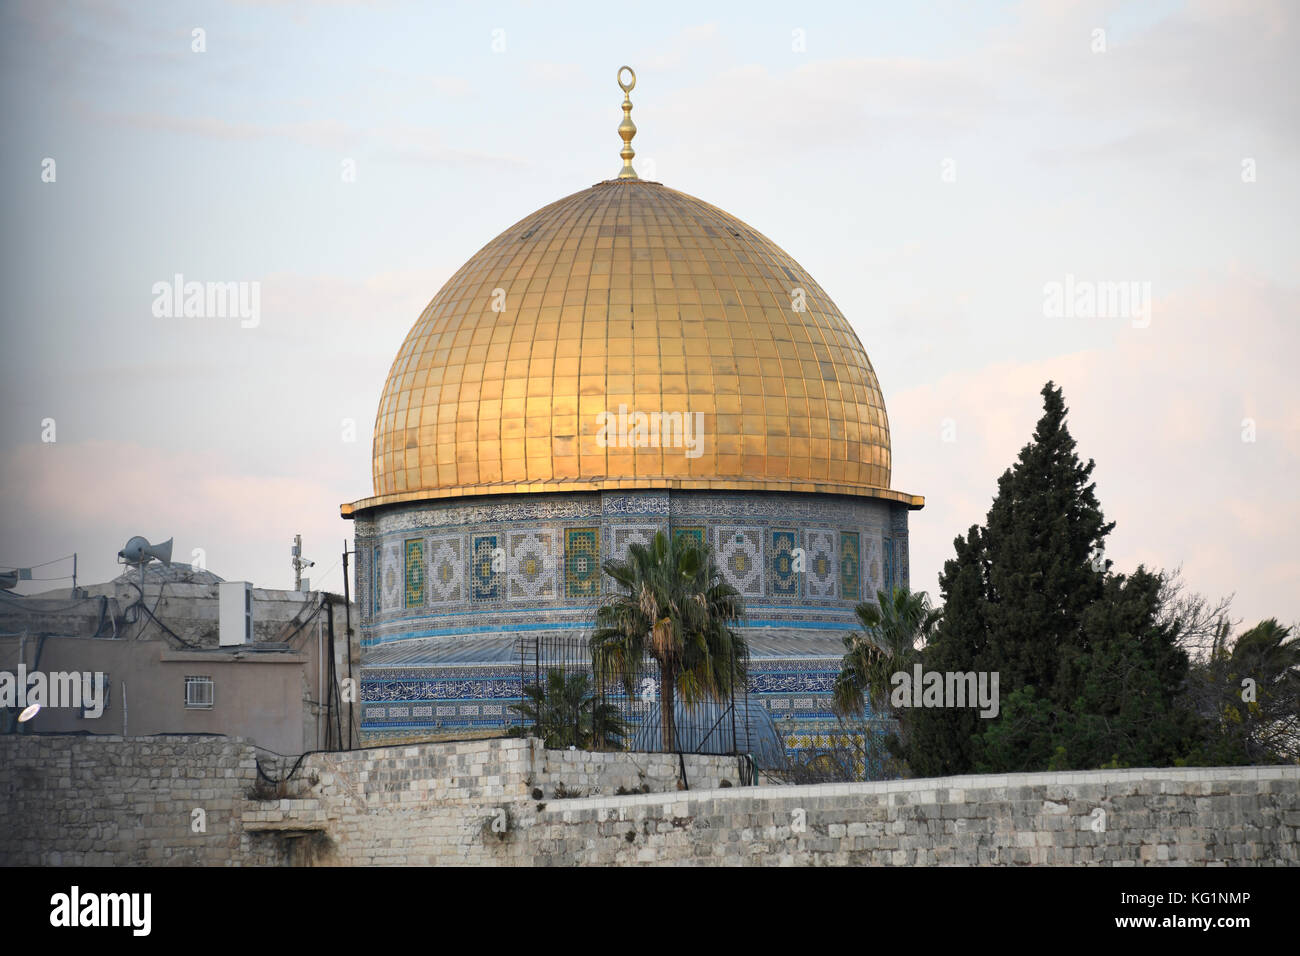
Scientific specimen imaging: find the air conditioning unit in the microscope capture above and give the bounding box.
[219,581,253,646]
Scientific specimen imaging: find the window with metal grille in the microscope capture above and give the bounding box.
[184,676,214,709]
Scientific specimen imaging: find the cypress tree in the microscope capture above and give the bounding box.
[901,381,1196,775]
[982,381,1113,697]
[1054,567,1198,768]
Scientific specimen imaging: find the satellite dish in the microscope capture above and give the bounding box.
[118,536,173,566]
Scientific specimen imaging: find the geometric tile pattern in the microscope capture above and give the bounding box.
[356,491,912,765]
[471,535,500,603]
[864,533,881,601]
[563,527,601,598]
[428,536,463,604]
[611,524,658,562]
[770,529,800,597]
[882,536,894,599]
[353,495,916,643]
[839,531,860,602]
[716,526,763,597]
[360,655,886,769]
[356,498,913,635]
[404,538,425,608]
[381,542,402,611]
[896,533,910,590]
[805,529,836,598]
[507,529,557,601]
[672,526,705,549]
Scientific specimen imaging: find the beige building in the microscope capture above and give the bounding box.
[0,562,358,756]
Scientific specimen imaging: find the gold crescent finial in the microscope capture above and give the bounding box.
[616,66,637,180]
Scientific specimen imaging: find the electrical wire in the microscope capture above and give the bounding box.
[123,574,323,650]
[277,597,327,648]
[136,600,203,650]
[307,556,340,589]
[256,751,312,786]
[0,553,74,571]
[251,731,512,785]
[127,577,203,649]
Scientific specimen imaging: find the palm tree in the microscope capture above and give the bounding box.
[591,531,748,752]
[834,586,942,718]
[508,668,627,750]
[1191,618,1300,763]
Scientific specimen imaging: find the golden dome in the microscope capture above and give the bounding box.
[346,178,923,515]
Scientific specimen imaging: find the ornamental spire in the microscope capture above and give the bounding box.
[616,66,637,180]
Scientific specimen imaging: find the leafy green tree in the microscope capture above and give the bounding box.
[977,568,1200,771]
[979,381,1112,698]
[972,686,1060,773]
[590,531,747,752]
[1185,618,1300,764]
[1058,568,1201,767]
[508,668,626,750]
[906,382,1198,775]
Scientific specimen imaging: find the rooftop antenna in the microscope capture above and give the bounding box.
[292,534,315,592]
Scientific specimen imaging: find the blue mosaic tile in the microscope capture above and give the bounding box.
[471,535,500,602]
[428,535,464,604]
[564,527,600,598]
[840,531,860,601]
[770,529,799,597]
[404,538,425,608]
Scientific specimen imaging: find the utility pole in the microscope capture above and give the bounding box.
[292,534,315,592]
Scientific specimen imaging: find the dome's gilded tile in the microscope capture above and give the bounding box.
[354,178,922,513]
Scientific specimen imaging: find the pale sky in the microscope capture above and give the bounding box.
[1,0,1296,632]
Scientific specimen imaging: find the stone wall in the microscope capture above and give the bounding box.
[0,735,278,866]
[2,735,1295,866]
[256,739,744,865]
[522,768,1299,865]
[0,735,740,866]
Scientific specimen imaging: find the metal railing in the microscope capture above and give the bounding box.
[513,634,752,758]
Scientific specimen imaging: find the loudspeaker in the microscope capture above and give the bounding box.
[118,536,173,566]
[143,538,173,566]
